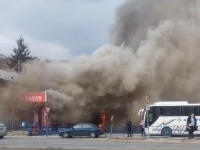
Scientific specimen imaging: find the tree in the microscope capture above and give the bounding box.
[8,36,32,72]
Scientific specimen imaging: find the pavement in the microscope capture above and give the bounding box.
[4,134,200,144]
[1,136,200,150]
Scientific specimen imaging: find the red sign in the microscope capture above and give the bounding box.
[23,92,47,103]
[44,106,51,114]
[146,95,150,104]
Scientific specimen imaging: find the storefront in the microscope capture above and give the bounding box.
[23,92,49,130]
[22,91,114,130]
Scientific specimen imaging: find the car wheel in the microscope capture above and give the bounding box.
[95,135,99,138]
[90,132,96,138]
[0,136,3,139]
[62,132,69,138]
[161,127,172,136]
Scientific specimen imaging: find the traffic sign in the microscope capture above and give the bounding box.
[146,95,150,104]
[145,95,150,138]
[45,106,51,114]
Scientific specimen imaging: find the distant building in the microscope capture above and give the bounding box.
[0,54,10,71]
[25,56,40,63]
[0,54,7,59]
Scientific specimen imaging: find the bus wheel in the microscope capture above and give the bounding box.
[161,127,172,136]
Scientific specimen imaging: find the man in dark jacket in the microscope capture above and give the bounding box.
[126,119,132,137]
[187,112,197,139]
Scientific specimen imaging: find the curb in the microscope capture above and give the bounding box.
[5,136,200,144]
[86,137,200,144]
[5,135,62,139]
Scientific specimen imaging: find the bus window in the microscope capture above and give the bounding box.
[153,107,160,122]
[149,114,153,121]
[161,107,181,116]
[182,106,198,116]
[160,107,164,116]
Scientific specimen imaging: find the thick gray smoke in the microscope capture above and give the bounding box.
[109,0,200,101]
[1,0,200,125]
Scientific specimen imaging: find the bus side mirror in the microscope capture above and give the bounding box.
[138,109,144,116]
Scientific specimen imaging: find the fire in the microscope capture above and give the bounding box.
[99,111,106,127]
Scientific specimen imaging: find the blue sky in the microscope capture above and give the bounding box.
[0,0,125,60]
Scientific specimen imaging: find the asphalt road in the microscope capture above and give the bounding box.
[0,137,200,150]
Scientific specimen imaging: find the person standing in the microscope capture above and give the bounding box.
[187,112,197,139]
[126,119,132,137]
[140,120,146,137]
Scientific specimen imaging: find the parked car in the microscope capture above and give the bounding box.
[58,123,104,138]
[0,123,7,139]
[58,127,71,136]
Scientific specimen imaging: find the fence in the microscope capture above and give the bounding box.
[1,119,197,137]
[41,126,72,136]
[0,119,29,130]
[39,126,141,136]
[39,125,200,137]
[104,126,141,134]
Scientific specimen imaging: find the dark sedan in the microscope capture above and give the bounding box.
[58,123,104,138]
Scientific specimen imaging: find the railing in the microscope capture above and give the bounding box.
[39,126,142,136]
[0,119,29,130]
[1,120,199,137]
[40,126,72,136]
[104,126,141,134]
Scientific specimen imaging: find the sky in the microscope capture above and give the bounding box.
[0,0,125,60]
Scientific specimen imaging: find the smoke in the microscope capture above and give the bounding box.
[1,0,200,125]
[109,0,200,101]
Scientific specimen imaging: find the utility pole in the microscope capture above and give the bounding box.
[110,115,114,138]
[146,95,150,138]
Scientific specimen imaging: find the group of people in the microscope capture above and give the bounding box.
[126,119,146,137]
[126,112,197,139]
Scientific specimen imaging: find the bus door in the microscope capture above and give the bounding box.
[145,107,160,127]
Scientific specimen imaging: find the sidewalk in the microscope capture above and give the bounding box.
[5,134,200,144]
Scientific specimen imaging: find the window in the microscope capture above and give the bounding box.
[160,107,181,116]
[73,124,82,128]
[182,106,199,116]
[146,108,153,122]
[82,124,92,128]
[153,107,160,121]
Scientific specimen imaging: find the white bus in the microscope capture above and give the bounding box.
[138,101,200,136]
